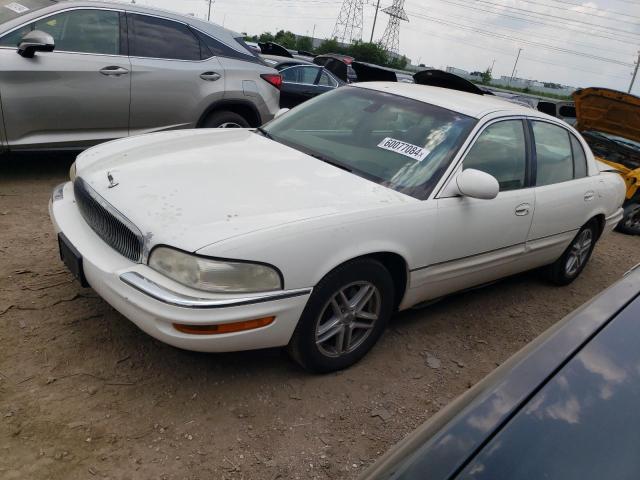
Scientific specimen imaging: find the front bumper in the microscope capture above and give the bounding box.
[49,182,311,353]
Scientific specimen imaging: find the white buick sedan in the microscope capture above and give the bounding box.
[50,83,626,372]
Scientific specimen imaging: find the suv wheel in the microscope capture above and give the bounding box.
[201,110,250,129]
[287,259,394,373]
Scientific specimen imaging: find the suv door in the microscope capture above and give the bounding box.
[280,65,327,108]
[423,119,535,298]
[127,13,225,134]
[0,8,130,149]
[526,120,595,262]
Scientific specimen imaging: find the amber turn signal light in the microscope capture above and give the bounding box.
[173,316,275,335]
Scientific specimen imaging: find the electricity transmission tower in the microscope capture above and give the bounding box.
[332,0,364,44]
[379,0,408,54]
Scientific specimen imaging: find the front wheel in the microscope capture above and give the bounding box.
[547,221,597,285]
[287,259,395,373]
[201,110,250,129]
[616,202,640,235]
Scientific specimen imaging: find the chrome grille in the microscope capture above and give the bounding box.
[74,178,143,262]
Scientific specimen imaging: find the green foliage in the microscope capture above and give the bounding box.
[316,38,345,55]
[258,32,274,43]
[481,68,492,85]
[274,30,297,49]
[348,41,387,65]
[295,36,313,52]
[246,32,412,70]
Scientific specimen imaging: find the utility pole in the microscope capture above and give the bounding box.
[629,51,640,94]
[207,0,213,21]
[510,48,522,84]
[490,58,496,73]
[370,0,381,43]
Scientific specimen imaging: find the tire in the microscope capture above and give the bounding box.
[201,110,250,129]
[547,221,598,286]
[287,258,395,373]
[616,202,640,235]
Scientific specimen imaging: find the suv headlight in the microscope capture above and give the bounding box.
[148,247,282,293]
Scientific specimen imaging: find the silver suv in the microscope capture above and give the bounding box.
[0,0,281,152]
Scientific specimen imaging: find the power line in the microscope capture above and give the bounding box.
[510,0,640,23]
[466,0,640,37]
[412,0,640,45]
[405,10,635,67]
[409,2,636,57]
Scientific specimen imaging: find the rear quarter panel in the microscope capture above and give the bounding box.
[217,57,280,121]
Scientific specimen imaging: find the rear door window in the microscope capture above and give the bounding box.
[129,14,201,61]
[570,134,588,178]
[0,9,120,54]
[533,121,574,186]
[281,66,320,85]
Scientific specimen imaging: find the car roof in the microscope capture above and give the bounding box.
[355,82,545,119]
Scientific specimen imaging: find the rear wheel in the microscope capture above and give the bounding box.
[201,110,250,129]
[616,202,640,235]
[287,259,394,373]
[547,221,598,285]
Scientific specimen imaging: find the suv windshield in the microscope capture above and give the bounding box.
[1,0,55,24]
[262,87,476,199]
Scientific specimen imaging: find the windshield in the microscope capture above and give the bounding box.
[262,87,476,199]
[0,0,54,24]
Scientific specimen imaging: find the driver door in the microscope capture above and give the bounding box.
[414,119,536,299]
[0,8,130,149]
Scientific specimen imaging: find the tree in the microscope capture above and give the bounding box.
[295,36,313,52]
[258,32,274,43]
[481,68,492,85]
[316,38,345,55]
[388,55,409,70]
[274,30,297,49]
[348,41,388,65]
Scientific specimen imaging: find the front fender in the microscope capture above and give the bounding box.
[196,202,437,291]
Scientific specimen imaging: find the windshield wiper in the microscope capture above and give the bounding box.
[308,153,352,172]
[255,126,273,139]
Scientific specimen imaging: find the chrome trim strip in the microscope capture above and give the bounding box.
[120,272,312,309]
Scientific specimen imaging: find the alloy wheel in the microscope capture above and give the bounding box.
[315,281,381,358]
[623,205,640,231]
[218,122,243,128]
[565,229,593,276]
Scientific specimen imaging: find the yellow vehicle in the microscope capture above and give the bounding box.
[573,87,640,235]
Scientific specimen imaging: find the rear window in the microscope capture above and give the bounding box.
[129,14,201,61]
[1,0,54,24]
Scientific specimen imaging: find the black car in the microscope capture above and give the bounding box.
[361,263,640,480]
[277,63,343,108]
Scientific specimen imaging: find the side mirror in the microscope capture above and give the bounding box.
[456,168,499,200]
[17,30,55,58]
[274,108,290,119]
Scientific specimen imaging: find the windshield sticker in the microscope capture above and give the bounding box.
[4,2,29,13]
[377,137,430,162]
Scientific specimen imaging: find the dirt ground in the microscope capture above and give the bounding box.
[1,153,639,480]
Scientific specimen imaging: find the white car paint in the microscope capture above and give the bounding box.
[50,83,626,353]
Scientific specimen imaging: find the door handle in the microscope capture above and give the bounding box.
[515,203,531,216]
[584,191,595,202]
[200,72,221,81]
[99,66,129,76]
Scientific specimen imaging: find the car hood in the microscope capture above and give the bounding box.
[573,87,640,143]
[75,129,413,252]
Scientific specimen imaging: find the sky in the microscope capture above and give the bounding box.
[123,0,640,94]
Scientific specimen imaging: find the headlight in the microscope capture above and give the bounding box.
[69,161,77,181]
[148,247,282,293]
